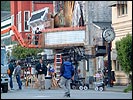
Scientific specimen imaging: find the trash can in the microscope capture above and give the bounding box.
[45,76,52,89]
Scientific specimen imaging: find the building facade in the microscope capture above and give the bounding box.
[10,1,53,39]
[85,1,112,79]
[110,1,132,85]
[1,11,17,57]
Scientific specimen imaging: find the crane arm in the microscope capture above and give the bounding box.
[1,26,12,34]
[1,25,26,47]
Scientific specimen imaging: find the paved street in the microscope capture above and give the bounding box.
[1,88,132,99]
[1,80,132,99]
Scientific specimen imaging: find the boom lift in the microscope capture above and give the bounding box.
[1,25,43,48]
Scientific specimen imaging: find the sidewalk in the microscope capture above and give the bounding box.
[89,84,131,92]
[13,78,132,93]
[105,85,130,92]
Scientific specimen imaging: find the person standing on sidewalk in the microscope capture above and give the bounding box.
[8,59,15,90]
[60,57,74,97]
[14,60,22,90]
[36,58,47,90]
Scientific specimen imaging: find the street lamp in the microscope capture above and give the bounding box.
[102,28,115,87]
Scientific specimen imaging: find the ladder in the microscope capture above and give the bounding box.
[54,54,62,78]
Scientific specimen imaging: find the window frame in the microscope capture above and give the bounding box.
[11,15,14,25]
[115,60,121,71]
[24,11,30,32]
[18,11,22,32]
[16,14,18,29]
[117,1,127,17]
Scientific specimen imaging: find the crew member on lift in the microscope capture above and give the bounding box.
[35,27,42,45]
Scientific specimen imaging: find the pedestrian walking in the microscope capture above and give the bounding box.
[8,59,15,90]
[14,60,22,90]
[60,57,74,97]
[35,58,47,90]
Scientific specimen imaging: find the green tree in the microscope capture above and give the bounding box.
[1,1,10,11]
[115,34,132,76]
[12,45,44,60]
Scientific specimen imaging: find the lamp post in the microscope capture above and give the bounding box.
[102,28,115,87]
[107,42,112,87]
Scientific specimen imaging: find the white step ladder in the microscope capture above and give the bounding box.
[54,54,62,78]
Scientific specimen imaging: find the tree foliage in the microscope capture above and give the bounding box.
[1,1,10,11]
[12,45,44,60]
[115,34,132,74]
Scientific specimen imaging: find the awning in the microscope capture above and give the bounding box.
[108,1,117,7]
[93,22,112,29]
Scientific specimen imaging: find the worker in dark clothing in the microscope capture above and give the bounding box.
[35,27,42,45]
[36,58,47,90]
[8,59,15,90]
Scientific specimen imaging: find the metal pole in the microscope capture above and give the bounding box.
[107,42,112,87]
